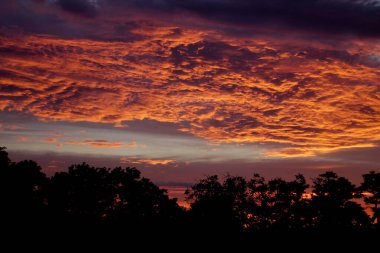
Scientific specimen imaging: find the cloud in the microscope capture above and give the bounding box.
[55,0,98,17]
[1,0,380,40]
[169,0,380,37]
[42,137,58,143]
[0,21,380,157]
[88,0,380,38]
[265,143,377,158]
[321,142,380,164]
[17,136,29,142]
[120,156,176,165]
[0,123,23,131]
[51,131,65,137]
[64,139,137,148]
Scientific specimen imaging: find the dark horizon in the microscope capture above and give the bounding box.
[2,145,378,211]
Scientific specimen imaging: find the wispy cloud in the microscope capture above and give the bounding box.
[120,156,176,165]
[0,123,23,131]
[265,143,377,158]
[64,140,137,148]
[17,136,29,142]
[42,137,58,143]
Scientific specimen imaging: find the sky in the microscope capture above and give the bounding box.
[1,0,380,190]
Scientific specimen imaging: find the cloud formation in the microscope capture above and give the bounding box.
[1,1,380,158]
[120,156,176,166]
[1,0,380,40]
[64,139,137,148]
[1,22,380,157]
[167,0,380,37]
[42,137,58,143]
[17,136,29,142]
[56,0,99,17]
[12,0,380,38]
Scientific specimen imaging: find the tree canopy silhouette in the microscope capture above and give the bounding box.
[0,148,48,226]
[246,174,310,232]
[185,175,247,237]
[48,163,182,233]
[310,171,370,230]
[0,146,378,242]
[361,171,380,226]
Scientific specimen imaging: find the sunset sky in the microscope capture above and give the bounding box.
[1,0,380,189]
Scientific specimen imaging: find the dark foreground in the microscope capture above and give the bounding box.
[1,147,379,248]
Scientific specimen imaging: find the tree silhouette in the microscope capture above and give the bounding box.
[48,163,113,226]
[247,174,309,232]
[186,173,311,235]
[106,166,182,230]
[360,171,380,226]
[310,171,370,230]
[0,146,378,242]
[0,147,10,169]
[48,163,182,234]
[0,148,48,227]
[185,175,247,237]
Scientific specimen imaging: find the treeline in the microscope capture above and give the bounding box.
[0,147,379,242]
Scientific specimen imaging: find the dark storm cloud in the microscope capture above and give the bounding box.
[0,1,92,38]
[2,0,380,38]
[174,0,380,37]
[108,0,380,37]
[56,0,98,17]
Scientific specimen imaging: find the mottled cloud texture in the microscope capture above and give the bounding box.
[0,0,380,166]
[64,140,137,148]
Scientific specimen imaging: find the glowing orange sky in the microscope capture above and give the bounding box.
[1,0,380,186]
[1,26,380,158]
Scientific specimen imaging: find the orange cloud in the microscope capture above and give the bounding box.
[1,24,379,157]
[265,143,376,158]
[120,156,176,165]
[0,123,23,131]
[137,159,176,165]
[42,137,57,143]
[17,136,29,142]
[52,132,65,137]
[64,140,137,149]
